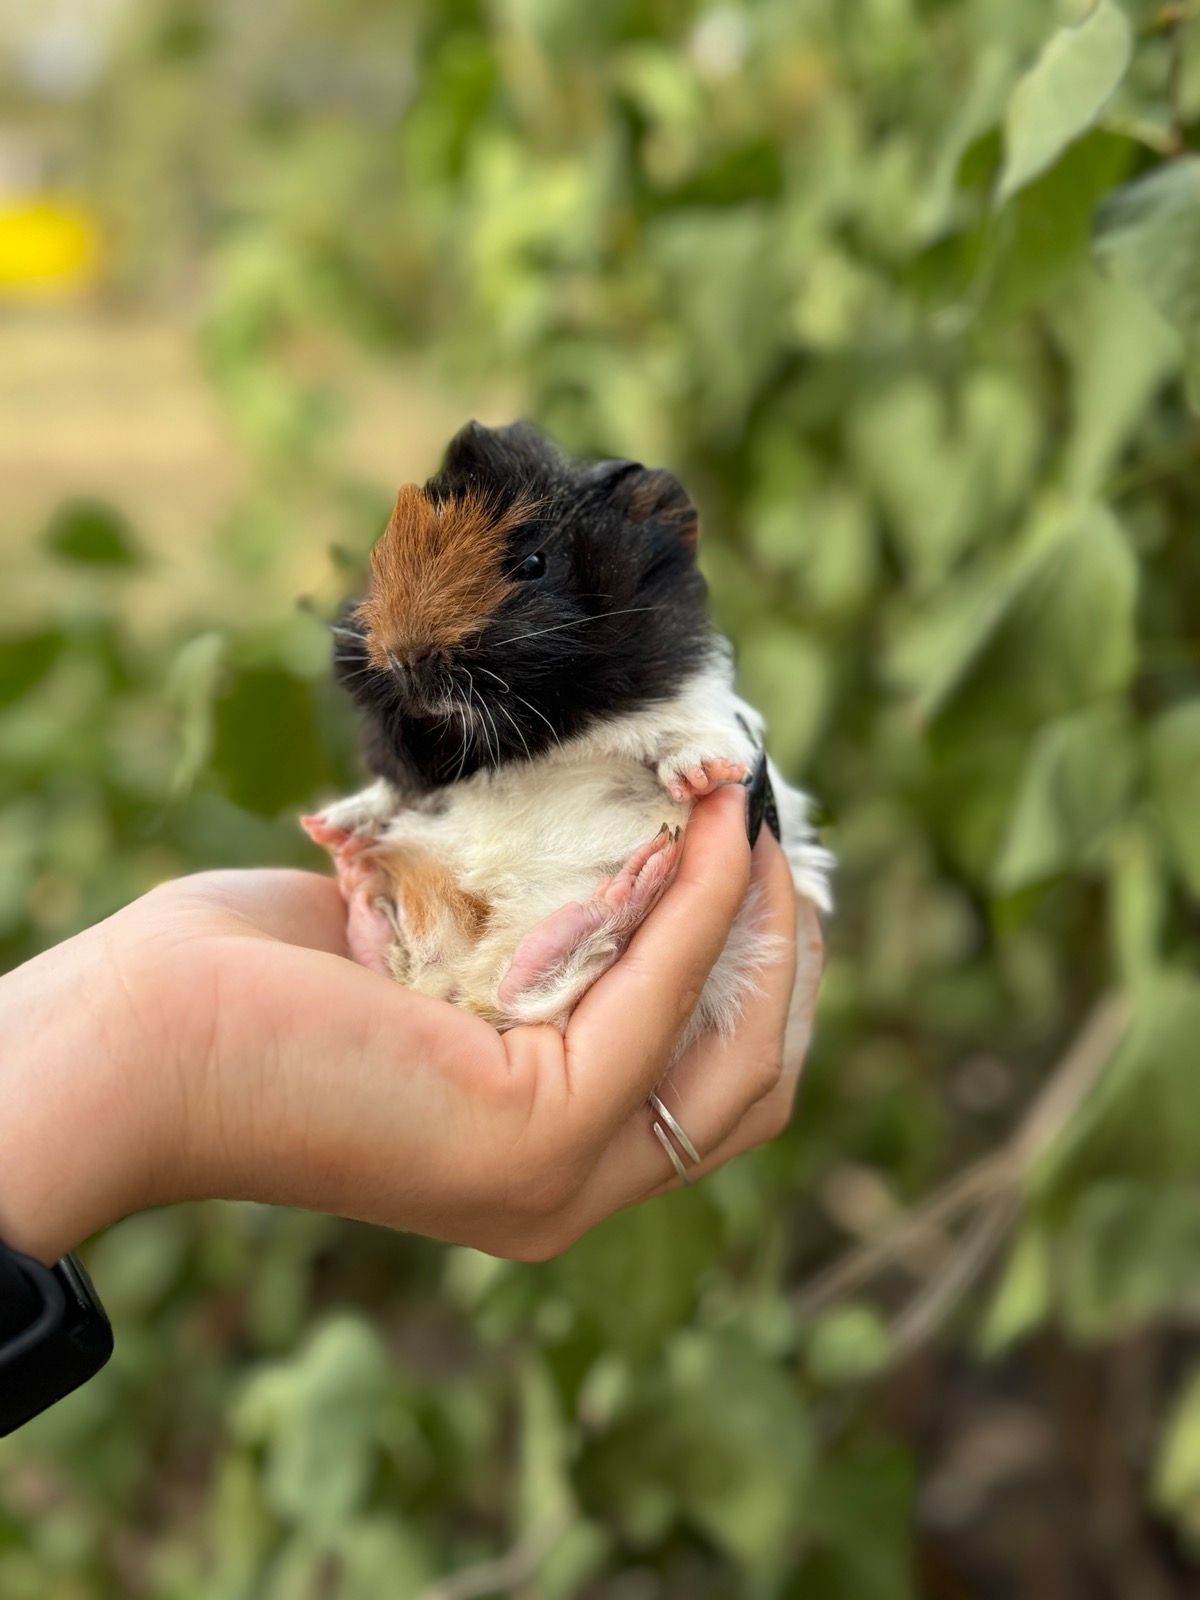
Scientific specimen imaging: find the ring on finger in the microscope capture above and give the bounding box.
[649,1092,701,1186]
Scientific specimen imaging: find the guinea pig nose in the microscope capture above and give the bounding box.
[403,643,438,668]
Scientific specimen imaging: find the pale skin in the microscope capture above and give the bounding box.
[0,787,822,1267]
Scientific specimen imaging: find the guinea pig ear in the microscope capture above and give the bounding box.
[437,419,559,495]
[600,462,700,556]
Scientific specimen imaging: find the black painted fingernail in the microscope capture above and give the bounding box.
[745,753,782,847]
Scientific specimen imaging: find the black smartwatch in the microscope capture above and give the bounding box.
[0,1243,113,1436]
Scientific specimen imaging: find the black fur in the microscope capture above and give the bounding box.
[334,422,716,793]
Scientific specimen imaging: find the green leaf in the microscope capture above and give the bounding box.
[1095,158,1200,407]
[890,502,1138,729]
[581,1333,812,1575]
[1155,1367,1200,1533]
[737,625,829,773]
[211,664,332,816]
[917,44,1016,240]
[849,372,1038,590]
[1108,823,1168,983]
[997,0,1132,205]
[205,1452,275,1600]
[1039,975,1200,1192]
[167,631,227,798]
[41,498,146,569]
[980,1223,1051,1356]
[985,129,1135,320]
[548,1191,723,1359]
[84,1213,188,1321]
[796,1435,916,1600]
[235,1318,390,1530]
[0,631,64,710]
[1053,269,1181,496]
[1148,700,1200,898]
[993,703,1134,891]
[331,1517,434,1600]
[805,1305,892,1385]
[1056,1180,1200,1341]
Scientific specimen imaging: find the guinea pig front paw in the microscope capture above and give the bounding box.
[301,813,363,853]
[497,824,683,1024]
[656,750,752,805]
[302,779,397,847]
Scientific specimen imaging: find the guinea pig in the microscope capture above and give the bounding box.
[303,421,831,1046]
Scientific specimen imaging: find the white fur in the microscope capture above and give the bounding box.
[315,652,833,1040]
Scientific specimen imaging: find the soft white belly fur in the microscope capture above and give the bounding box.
[307,655,833,1046]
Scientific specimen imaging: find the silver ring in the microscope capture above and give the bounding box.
[649,1093,701,1164]
[652,1121,691,1186]
[649,1092,701,1186]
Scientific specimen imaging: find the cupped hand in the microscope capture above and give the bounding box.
[0,787,822,1264]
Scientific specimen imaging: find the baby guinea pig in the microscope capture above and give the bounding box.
[303,420,831,1046]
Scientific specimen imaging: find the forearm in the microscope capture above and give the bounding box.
[0,920,168,1262]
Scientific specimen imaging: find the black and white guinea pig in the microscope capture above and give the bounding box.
[303,421,832,1047]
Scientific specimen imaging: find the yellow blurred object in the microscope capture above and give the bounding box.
[0,198,102,296]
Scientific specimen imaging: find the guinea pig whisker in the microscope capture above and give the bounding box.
[431,675,457,731]
[470,664,541,761]
[333,662,380,687]
[495,699,532,763]
[484,702,503,768]
[480,688,502,768]
[473,665,511,694]
[469,674,501,768]
[461,670,492,767]
[495,605,665,647]
[450,683,473,783]
[508,687,562,750]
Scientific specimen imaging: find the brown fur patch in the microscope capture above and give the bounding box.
[356,486,535,665]
[376,849,492,948]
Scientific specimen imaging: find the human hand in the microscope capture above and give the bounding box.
[0,787,822,1264]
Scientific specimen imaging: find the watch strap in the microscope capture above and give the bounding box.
[0,1245,113,1436]
[0,1245,42,1343]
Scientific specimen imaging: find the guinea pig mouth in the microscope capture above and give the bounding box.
[387,656,479,725]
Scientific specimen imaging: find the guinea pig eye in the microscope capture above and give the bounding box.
[512,551,546,582]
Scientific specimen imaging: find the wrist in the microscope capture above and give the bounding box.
[0,914,177,1262]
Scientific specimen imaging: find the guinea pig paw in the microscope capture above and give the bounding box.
[302,780,397,849]
[658,753,752,804]
[301,814,359,852]
[497,824,683,1014]
[595,822,683,920]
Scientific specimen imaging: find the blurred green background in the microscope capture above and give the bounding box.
[2,1,1200,1595]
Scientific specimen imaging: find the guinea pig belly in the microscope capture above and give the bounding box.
[439,755,691,1025]
[305,756,692,1022]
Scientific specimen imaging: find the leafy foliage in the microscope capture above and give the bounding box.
[2,0,1200,1595]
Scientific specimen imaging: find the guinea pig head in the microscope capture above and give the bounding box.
[336,421,715,788]
[353,484,534,696]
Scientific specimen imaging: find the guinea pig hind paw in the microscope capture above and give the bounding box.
[496,825,683,1015]
[658,754,751,805]
[595,823,682,916]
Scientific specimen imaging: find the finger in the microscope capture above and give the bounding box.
[563,853,823,1228]
[642,895,824,1196]
[559,784,752,1145]
[648,836,802,1150]
[643,1072,797,1198]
